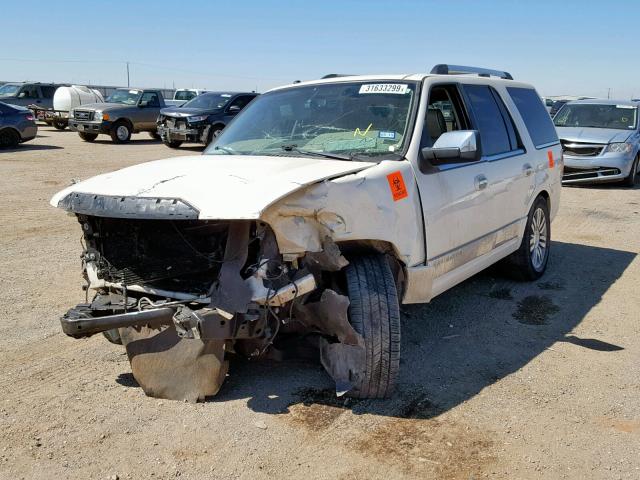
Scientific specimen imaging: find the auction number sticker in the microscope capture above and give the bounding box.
[359,83,408,94]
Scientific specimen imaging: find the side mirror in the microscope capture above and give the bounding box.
[228,105,241,114]
[421,130,481,167]
[139,100,149,108]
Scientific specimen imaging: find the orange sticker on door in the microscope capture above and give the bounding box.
[547,150,555,168]
[386,171,408,201]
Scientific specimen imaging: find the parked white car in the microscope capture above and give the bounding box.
[51,65,562,402]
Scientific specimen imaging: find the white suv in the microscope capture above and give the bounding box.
[52,65,562,402]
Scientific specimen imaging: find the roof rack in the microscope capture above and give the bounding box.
[430,64,513,80]
[321,74,357,79]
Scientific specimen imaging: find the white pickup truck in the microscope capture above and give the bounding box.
[51,65,562,402]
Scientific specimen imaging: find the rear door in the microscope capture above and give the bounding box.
[460,83,529,236]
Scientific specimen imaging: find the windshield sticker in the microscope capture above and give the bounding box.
[387,171,408,201]
[359,84,408,95]
[221,94,232,97]
[379,131,396,139]
[616,105,635,109]
[353,123,373,137]
[129,90,140,94]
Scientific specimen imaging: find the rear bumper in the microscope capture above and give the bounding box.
[562,152,634,184]
[69,120,111,135]
[20,125,38,141]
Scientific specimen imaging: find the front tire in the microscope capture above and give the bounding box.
[78,132,98,142]
[53,119,67,130]
[622,155,639,187]
[110,121,132,144]
[502,196,551,280]
[148,131,161,140]
[345,255,401,399]
[163,139,183,149]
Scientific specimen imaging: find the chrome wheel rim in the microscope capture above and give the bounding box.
[116,126,129,140]
[530,207,548,271]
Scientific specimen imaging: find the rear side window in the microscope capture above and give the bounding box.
[464,84,519,157]
[508,87,558,148]
[41,86,57,98]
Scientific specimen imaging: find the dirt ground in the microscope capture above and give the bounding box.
[1,126,638,480]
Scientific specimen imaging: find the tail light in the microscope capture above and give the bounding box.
[25,114,34,121]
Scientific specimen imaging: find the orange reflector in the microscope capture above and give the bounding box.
[103,113,110,121]
[547,150,554,168]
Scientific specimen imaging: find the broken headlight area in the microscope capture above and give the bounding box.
[61,215,363,402]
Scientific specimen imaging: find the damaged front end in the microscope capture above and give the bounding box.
[60,199,364,401]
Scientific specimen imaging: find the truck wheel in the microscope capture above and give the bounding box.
[110,121,132,143]
[345,254,401,399]
[502,196,551,281]
[148,131,161,140]
[163,140,183,149]
[53,119,67,130]
[0,129,20,148]
[622,154,639,187]
[78,132,98,142]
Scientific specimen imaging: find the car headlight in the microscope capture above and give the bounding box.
[607,142,633,153]
[94,111,103,122]
[187,115,208,123]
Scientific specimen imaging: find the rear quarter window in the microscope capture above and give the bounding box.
[507,87,558,148]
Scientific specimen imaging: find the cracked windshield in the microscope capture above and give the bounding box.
[205,81,417,160]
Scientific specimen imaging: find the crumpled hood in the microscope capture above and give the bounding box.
[556,126,632,144]
[160,106,221,117]
[50,155,374,219]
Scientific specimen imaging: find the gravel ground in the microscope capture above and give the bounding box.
[0,127,638,480]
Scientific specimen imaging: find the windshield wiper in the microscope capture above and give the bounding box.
[213,145,236,154]
[280,144,355,161]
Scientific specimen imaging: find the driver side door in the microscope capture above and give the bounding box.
[415,82,496,296]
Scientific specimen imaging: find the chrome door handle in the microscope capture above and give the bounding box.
[523,163,534,176]
[474,174,488,191]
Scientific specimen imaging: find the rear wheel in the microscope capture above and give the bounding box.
[502,196,551,280]
[344,255,401,399]
[110,120,132,144]
[78,132,98,142]
[163,139,183,149]
[0,129,20,148]
[622,154,639,187]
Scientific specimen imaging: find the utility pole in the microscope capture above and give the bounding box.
[126,61,130,87]
[607,88,611,99]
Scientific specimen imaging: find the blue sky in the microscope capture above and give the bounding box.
[1,0,638,98]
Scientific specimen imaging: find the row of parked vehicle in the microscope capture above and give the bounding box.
[66,88,257,147]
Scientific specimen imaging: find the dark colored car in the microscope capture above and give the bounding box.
[0,101,37,148]
[157,92,258,148]
[549,100,569,117]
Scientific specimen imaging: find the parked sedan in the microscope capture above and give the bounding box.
[0,101,37,148]
[554,100,640,186]
[157,92,257,148]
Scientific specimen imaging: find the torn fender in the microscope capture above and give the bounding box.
[261,160,426,267]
